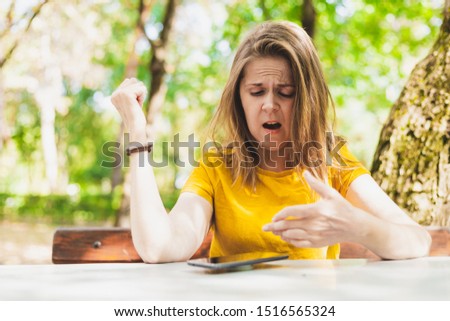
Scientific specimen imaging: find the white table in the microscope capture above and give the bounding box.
[1,257,449,300]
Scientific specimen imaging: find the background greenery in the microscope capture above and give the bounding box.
[0,0,444,225]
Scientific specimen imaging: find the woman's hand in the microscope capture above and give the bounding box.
[263,171,361,248]
[111,78,148,134]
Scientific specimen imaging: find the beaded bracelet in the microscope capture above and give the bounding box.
[126,142,153,156]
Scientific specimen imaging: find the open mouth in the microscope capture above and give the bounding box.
[262,122,282,130]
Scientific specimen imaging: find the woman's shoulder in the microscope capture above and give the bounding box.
[327,141,371,196]
[327,139,367,169]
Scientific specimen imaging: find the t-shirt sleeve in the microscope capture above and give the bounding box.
[181,161,215,205]
[329,142,371,198]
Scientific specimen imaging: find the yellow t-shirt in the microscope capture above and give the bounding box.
[181,144,370,259]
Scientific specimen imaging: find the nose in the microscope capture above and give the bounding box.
[261,91,278,112]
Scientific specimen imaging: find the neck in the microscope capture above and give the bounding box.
[258,146,294,172]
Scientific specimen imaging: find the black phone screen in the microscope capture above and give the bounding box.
[187,251,289,269]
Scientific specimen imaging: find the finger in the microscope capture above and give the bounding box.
[118,78,143,90]
[125,77,140,85]
[128,81,147,92]
[135,86,147,106]
[263,217,304,232]
[117,78,134,89]
[137,94,145,106]
[127,83,147,106]
[282,238,313,248]
[270,203,317,222]
[303,171,338,199]
[281,229,308,239]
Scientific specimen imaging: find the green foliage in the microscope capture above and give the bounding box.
[57,87,117,191]
[0,193,116,225]
[11,93,41,160]
[0,188,178,225]
[0,0,445,223]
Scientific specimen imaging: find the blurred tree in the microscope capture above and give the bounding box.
[302,0,316,38]
[0,74,7,150]
[111,0,153,192]
[145,0,177,126]
[371,0,449,226]
[112,0,154,226]
[1,0,112,194]
[312,0,442,166]
[0,0,445,224]
[115,0,178,226]
[0,0,49,69]
[0,0,49,151]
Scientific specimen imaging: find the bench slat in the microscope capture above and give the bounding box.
[52,227,212,264]
[52,227,449,264]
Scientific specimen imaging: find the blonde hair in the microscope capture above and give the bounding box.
[208,21,336,189]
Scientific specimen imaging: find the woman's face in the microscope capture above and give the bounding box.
[239,56,295,150]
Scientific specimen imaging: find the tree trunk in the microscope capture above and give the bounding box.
[0,0,49,151]
[35,64,62,194]
[113,0,154,227]
[0,75,10,150]
[371,0,450,227]
[36,90,59,193]
[115,0,177,226]
[111,0,154,201]
[0,0,49,69]
[302,0,316,39]
[145,0,177,129]
[259,0,271,20]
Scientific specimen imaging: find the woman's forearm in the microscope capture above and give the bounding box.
[350,207,431,260]
[110,80,202,263]
[128,130,172,263]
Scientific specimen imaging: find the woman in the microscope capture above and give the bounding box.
[111,21,431,263]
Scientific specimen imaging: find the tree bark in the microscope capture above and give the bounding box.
[145,0,177,129]
[371,0,450,226]
[302,0,316,39]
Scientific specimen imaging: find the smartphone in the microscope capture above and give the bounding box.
[187,251,289,270]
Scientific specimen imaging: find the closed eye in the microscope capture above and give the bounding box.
[250,91,264,96]
[279,92,295,98]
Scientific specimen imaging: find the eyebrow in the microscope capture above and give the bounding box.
[244,83,295,87]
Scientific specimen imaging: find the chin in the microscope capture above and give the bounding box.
[260,140,288,151]
[258,133,289,149]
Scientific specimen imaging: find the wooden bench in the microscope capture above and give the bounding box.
[52,226,450,264]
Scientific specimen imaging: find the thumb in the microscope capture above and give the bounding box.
[303,170,337,199]
[130,83,147,108]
